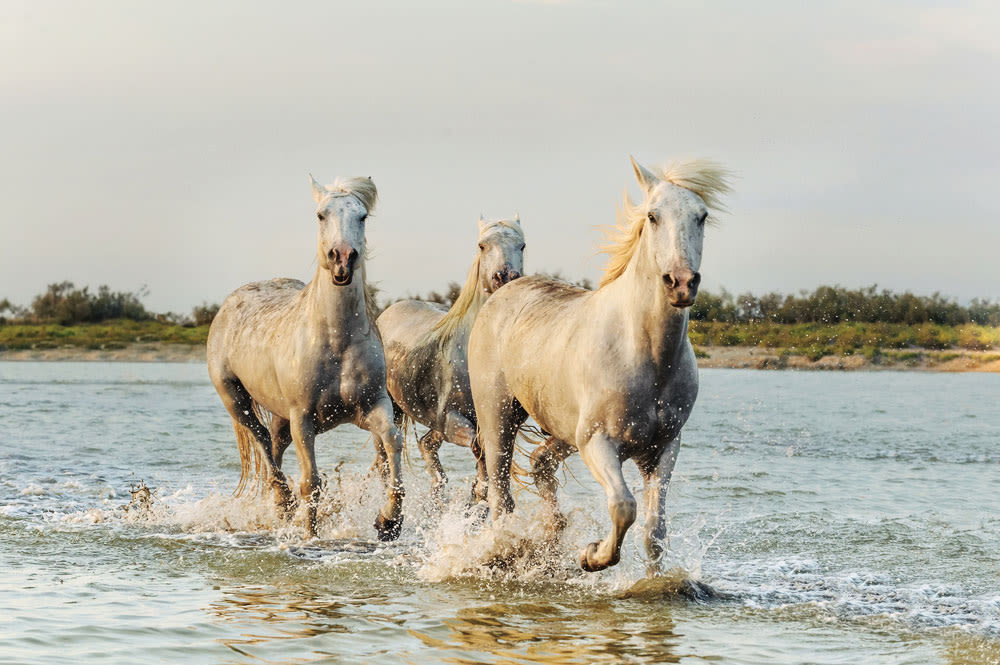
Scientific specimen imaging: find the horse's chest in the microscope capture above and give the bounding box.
[607,383,694,452]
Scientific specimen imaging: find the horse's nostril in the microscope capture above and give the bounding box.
[691,272,701,287]
[664,273,677,288]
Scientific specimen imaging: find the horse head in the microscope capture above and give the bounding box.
[477,214,525,293]
[631,157,723,308]
[311,174,377,287]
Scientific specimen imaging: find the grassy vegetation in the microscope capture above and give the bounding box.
[0,320,210,351]
[688,320,1000,359]
[1,282,998,366]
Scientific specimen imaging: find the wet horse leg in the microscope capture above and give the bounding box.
[369,399,404,483]
[443,411,484,502]
[289,411,320,538]
[417,428,446,496]
[218,377,293,513]
[638,436,680,576]
[578,433,636,572]
[481,400,523,518]
[530,436,575,531]
[270,416,292,468]
[364,397,405,541]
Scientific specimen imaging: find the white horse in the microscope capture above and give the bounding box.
[207,175,405,541]
[376,216,525,498]
[468,157,730,572]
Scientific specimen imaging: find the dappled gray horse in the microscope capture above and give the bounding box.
[469,158,730,572]
[207,175,405,540]
[377,216,524,497]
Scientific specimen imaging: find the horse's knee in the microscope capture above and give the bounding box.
[609,496,637,529]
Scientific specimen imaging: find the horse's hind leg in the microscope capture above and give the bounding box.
[417,429,446,497]
[443,410,482,501]
[578,433,636,572]
[216,377,293,514]
[270,416,292,468]
[530,436,575,531]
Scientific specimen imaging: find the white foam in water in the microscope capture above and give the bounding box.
[711,555,1000,638]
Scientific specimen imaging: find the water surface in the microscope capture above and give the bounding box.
[1,363,998,664]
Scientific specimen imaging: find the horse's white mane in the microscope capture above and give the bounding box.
[432,217,524,344]
[599,159,731,288]
[323,176,379,213]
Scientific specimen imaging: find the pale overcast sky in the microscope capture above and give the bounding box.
[2,0,998,313]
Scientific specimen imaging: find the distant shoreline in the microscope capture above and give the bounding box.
[2,343,998,372]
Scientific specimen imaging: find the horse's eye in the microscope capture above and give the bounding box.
[699,211,708,225]
[317,212,325,222]
[520,243,526,251]
[478,243,486,251]
[647,212,656,223]
[359,213,368,222]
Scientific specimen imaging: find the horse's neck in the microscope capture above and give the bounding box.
[602,244,689,366]
[303,266,371,340]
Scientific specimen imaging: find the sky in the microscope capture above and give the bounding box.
[2,0,998,313]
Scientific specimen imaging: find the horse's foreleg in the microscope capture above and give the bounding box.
[578,433,636,572]
[364,398,405,541]
[639,436,680,576]
[530,436,575,532]
[481,403,518,519]
[289,412,320,538]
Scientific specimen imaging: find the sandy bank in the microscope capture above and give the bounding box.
[695,346,1000,373]
[0,343,205,363]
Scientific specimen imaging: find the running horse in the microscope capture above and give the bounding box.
[469,158,730,571]
[207,175,405,540]
[376,215,524,499]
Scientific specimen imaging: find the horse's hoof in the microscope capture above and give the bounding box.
[374,514,403,541]
[579,542,606,573]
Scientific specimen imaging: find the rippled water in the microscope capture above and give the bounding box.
[1,362,998,664]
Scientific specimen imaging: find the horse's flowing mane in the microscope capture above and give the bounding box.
[431,218,525,345]
[599,159,731,288]
[328,176,379,213]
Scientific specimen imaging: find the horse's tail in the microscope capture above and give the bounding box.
[509,423,547,494]
[232,399,273,497]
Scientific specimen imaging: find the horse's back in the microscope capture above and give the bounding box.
[472,275,590,354]
[376,299,447,353]
[207,278,306,377]
[377,299,454,429]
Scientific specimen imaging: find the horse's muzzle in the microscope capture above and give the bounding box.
[664,269,700,308]
[328,244,359,286]
[490,267,522,292]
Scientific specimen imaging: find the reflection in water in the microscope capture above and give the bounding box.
[201,571,713,665]
[408,599,684,665]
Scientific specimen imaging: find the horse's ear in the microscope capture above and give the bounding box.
[478,214,486,231]
[513,211,520,224]
[309,174,326,203]
[630,156,657,193]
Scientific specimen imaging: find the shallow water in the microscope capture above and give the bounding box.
[1,362,998,664]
